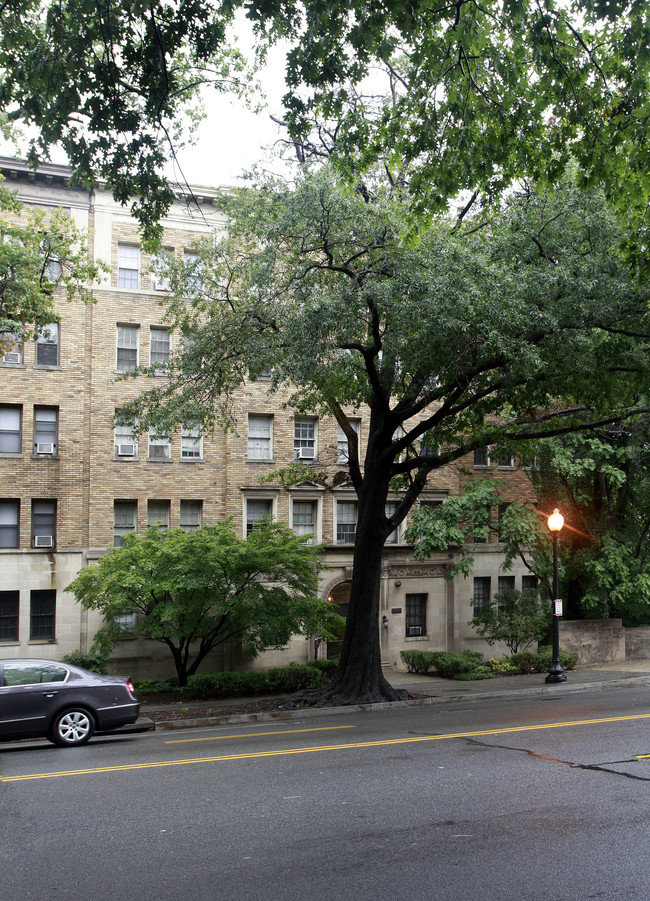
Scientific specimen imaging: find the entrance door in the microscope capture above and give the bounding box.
[326,581,351,660]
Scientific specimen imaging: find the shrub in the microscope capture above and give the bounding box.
[454,668,496,681]
[304,658,338,678]
[430,651,485,679]
[510,647,579,674]
[488,656,517,675]
[185,663,324,699]
[400,650,439,674]
[62,650,109,674]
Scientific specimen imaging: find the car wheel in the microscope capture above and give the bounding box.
[50,708,95,747]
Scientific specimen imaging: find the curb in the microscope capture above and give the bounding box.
[148,673,650,732]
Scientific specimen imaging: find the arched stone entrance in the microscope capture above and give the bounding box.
[325,580,351,660]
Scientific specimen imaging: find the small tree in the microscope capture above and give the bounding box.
[66,521,340,686]
[470,588,551,655]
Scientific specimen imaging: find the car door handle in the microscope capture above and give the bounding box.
[43,691,58,698]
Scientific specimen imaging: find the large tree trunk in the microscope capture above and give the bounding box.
[311,457,408,706]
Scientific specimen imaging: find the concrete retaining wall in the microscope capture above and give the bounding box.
[624,626,650,660]
[558,619,626,665]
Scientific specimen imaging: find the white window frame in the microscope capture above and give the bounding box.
[116,325,139,372]
[289,489,324,545]
[35,322,59,367]
[180,500,202,532]
[151,250,172,291]
[335,497,357,545]
[337,420,359,464]
[181,425,203,460]
[184,251,203,294]
[118,245,140,289]
[0,499,20,548]
[114,419,138,458]
[148,429,171,461]
[1,328,23,365]
[248,414,273,461]
[294,418,317,461]
[0,405,21,455]
[147,500,170,530]
[385,501,400,544]
[241,490,278,538]
[149,326,171,369]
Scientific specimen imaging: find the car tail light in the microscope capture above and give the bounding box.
[125,680,135,695]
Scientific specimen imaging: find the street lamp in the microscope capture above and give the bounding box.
[546,508,567,684]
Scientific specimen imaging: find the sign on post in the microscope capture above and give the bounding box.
[554,600,563,617]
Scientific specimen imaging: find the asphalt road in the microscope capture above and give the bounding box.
[1,685,648,901]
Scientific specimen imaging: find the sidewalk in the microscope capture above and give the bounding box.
[138,660,650,732]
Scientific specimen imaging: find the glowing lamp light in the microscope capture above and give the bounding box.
[547,508,564,533]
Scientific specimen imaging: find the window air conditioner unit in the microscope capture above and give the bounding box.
[117,443,136,456]
[35,535,53,548]
[3,352,21,364]
[406,625,423,636]
[36,442,54,455]
[298,446,315,460]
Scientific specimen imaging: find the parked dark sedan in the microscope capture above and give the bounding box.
[0,658,140,747]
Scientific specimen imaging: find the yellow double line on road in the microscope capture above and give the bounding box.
[2,713,649,783]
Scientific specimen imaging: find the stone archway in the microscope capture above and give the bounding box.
[325,580,351,660]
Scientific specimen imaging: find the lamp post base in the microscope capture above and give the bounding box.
[545,669,567,684]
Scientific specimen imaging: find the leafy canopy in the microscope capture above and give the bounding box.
[66,521,340,685]
[0,176,104,346]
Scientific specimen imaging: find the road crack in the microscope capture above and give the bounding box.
[462,737,650,782]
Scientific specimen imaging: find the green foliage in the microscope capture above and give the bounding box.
[187,663,324,699]
[488,656,518,675]
[400,649,486,679]
[61,650,109,675]
[399,650,439,675]
[510,648,579,674]
[304,658,338,677]
[66,521,341,686]
[0,177,105,343]
[470,588,552,654]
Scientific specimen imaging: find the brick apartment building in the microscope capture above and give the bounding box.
[0,157,537,679]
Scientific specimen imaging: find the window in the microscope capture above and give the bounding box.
[405,593,427,637]
[32,500,56,548]
[150,326,171,367]
[115,612,136,632]
[0,500,19,548]
[184,251,202,294]
[385,502,400,544]
[0,591,19,641]
[114,501,137,547]
[3,661,66,685]
[473,577,491,615]
[35,322,59,367]
[294,418,317,460]
[181,425,202,460]
[151,251,172,291]
[246,499,272,536]
[0,405,21,454]
[114,419,138,458]
[473,447,490,467]
[248,414,273,460]
[116,325,139,371]
[147,500,170,529]
[118,245,140,288]
[33,406,58,455]
[337,421,359,464]
[292,501,316,543]
[522,575,538,595]
[1,328,23,364]
[148,429,171,460]
[30,589,55,640]
[47,252,62,283]
[497,575,516,611]
[336,501,357,544]
[180,500,202,532]
[497,452,514,469]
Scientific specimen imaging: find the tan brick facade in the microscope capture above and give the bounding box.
[0,158,537,678]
